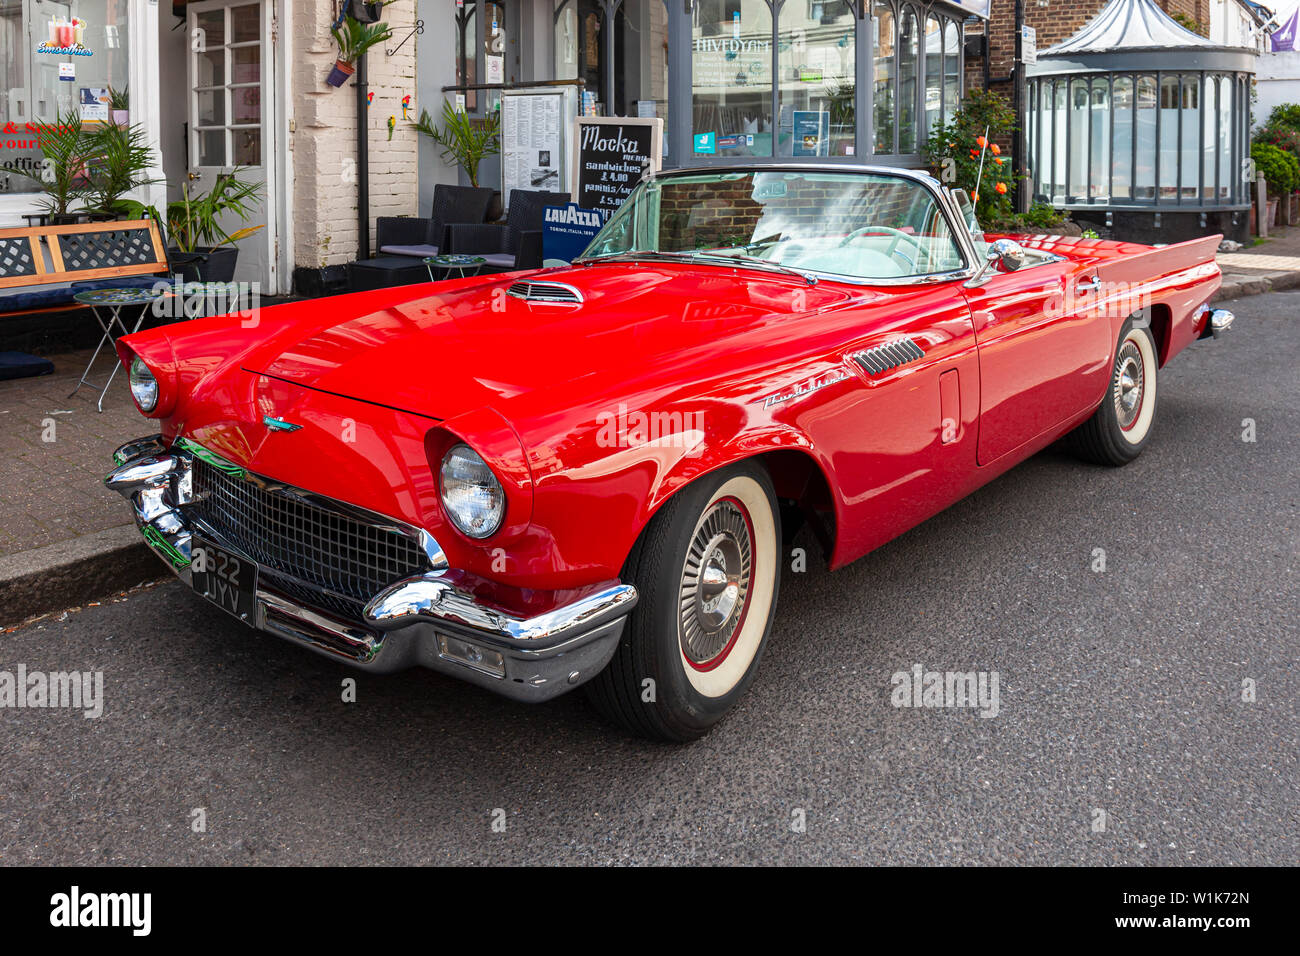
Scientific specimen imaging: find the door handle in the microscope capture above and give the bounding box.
[1077,276,1101,293]
[188,171,202,181]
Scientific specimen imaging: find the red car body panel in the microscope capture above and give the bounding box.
[117,232,1221,614]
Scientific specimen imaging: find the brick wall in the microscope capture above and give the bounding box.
[291,0,419,270]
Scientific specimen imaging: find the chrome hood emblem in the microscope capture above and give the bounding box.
[262,415,303,433]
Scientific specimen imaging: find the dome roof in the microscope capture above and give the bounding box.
[1040,0,1218,55]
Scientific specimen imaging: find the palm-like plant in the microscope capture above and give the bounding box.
[120,170,264,252]
[412,101,500,188]
[331,15,393,64]
[82,120,157,216]
[14,110,92,219]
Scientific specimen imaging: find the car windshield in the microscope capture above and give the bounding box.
[580,170,968,281]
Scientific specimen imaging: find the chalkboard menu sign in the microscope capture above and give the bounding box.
[571,116,664,222]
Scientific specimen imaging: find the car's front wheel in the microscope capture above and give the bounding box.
[1069,316,1159,466]
[587,462,781,741]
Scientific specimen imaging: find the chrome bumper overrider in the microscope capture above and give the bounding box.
[105,436,637,702]
[1198,306,1235,339]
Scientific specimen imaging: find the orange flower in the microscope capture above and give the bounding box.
[970,148,979,158]
[990,143,1002,156]
[994,156,1005,166]
[972,192,979,202]
[995,181,1007,195]
[976,135,987,148]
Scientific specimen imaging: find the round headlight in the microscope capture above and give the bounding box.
[439,443,505,539]
[129,355,159,413]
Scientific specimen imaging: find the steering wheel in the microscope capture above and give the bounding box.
[839,225,923,270]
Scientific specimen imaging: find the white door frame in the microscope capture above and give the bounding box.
[186,0,277,291]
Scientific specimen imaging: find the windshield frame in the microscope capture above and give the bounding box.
[575,165,981,287]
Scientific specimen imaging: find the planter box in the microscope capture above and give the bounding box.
[170,247,239,283]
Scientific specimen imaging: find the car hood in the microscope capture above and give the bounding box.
[240,263,862,421]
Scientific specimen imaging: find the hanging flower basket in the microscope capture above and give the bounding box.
[326,59,356,88]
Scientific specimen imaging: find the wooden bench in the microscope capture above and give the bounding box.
[0,219,172,318]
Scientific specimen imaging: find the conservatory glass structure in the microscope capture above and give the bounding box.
[1025,0,1256,238]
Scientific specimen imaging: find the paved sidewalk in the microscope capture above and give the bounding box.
[1214,224,1300,301]
[0,351,144,558]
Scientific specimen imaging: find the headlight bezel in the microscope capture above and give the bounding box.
[128,355,159,413]
[439,442,507,540]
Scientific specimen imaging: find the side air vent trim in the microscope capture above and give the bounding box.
[851,337,926,376]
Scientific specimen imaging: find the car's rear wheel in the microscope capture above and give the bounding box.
[1069,316,1158,466]
[586,462,781,742]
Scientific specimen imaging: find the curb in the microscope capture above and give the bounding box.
[1213,268,1300,302]
[0,525,165,627]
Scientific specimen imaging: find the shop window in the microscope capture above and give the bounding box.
[691,0,773,157]
[555,2,578,80]
[1135,75,1157,201]
[777,0,855,157]
[616,0,668,122]
[897,7,917,153]
[456,2,477,110]
[1089,78,1108,202]
[1158,75,1178,199]
[0,1,130,197]
[942,21,959,127]
[1112,76,1133,201]
[1216,75,1231,201]
[923,14,940,142]
[873,1,894,153]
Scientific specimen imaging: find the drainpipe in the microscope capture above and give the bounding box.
[1013,0,1026,213]
[357,52,371,259]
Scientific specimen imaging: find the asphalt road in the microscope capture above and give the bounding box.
[2,293,1296,866]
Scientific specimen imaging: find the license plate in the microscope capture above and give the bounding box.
[191,537,258,624]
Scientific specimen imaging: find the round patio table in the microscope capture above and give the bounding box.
[424,254,487,281]
[69,287,172,412]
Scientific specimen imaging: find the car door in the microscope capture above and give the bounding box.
[962,258,1112,465]
[815,279,982,565]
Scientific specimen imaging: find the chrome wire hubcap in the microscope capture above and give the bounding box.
[1113,340,1144,430]
[679,499,753,666]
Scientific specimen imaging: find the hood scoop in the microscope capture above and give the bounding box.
[507,279,584,304]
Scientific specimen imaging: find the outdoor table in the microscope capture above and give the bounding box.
[425,254,487,281]
[69,287,172,412]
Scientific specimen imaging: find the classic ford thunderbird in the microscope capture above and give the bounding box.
[106,165,1232,740]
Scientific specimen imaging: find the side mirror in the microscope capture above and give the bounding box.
[965,238,1026,288]
[990,238,1025,272]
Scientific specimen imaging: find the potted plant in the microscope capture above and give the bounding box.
[13,110,93,223]
[413,99,501,189]
[122,171,264,282]
[327,14,393,88]
[108,85,129,126]
[82,120,157,219]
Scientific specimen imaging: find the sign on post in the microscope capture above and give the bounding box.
[571,116,663,223]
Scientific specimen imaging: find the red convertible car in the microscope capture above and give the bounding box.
[106,165,1232,740]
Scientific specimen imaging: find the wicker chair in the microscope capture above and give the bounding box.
[375,185,494,259]
[446,189,571,272]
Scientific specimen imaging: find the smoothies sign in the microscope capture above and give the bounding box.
[37,16,93,55]
[572,117,664,222]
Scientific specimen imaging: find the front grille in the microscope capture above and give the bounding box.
[188,457,429,618]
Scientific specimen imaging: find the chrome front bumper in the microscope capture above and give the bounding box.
[105,436,636,702]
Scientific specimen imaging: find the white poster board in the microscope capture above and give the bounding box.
[500,87,579,200]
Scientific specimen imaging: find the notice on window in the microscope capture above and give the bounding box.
[572,117,664,222]
[501,90,566,199]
